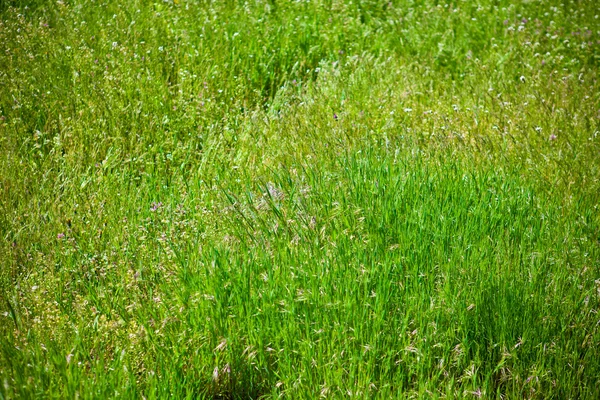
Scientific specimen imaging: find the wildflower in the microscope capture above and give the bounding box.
[549,134,557,141]
[333,113,338,120]
[267,183,284,200]
[150,202,163,212]
[57,233,65,239]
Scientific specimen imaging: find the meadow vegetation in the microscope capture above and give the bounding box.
[1,0,599,398]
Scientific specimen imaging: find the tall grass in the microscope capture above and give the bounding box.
[1,0,599,398]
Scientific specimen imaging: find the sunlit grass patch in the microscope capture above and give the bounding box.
[1,0,599,398]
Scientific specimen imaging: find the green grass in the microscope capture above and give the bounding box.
[1,0,599,398]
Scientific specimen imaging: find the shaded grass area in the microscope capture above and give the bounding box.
[1,0,600,398]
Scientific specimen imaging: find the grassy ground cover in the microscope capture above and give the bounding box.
[1,0,599,398]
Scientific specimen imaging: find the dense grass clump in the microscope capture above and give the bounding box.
[1,0,599,398]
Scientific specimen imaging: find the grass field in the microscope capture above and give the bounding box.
[1,0,600,398]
